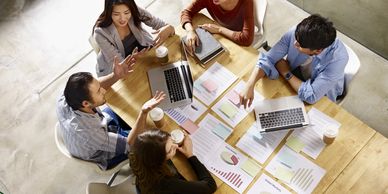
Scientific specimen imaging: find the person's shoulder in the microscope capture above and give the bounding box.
[94,24,115,37]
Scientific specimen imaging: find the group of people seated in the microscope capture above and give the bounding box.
[56,0,349,193]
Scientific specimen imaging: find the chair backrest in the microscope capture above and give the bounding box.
[252,0,268,48]
[55,122,73,158]
[86,175,137,194]
[89,34,100,54]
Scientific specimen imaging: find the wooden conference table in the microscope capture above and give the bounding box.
[106,14,388,194]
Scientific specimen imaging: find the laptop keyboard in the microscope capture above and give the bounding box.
[164,67,186,103]
[259,107,305,130]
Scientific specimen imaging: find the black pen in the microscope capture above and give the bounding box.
[191,105,198,111]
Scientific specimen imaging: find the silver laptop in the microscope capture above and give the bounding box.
[254,96,309,133]
[147,40,194,110]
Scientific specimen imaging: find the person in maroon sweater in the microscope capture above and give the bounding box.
[129,129,217,194]
[181,0,254,53]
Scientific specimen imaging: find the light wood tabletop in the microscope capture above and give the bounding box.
[105,14,387,194]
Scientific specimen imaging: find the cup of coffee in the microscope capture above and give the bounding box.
[155,46,169,64]
[149,107,165,128]
[323,127,338,145]
[170,129,185,146]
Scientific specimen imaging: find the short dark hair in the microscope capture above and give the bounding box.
[64,72,94,110]
[295,14,336,50]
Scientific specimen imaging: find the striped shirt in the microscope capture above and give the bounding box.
[56,94,129,170]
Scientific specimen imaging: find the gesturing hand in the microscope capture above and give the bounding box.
[152,25,175,48]
[141,91,166,113]
[113,55,136,79]
[199,23,221,34]
[184,30,199,56]
[239,84,255,109]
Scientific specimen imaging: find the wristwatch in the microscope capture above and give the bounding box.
[285,71,293,80]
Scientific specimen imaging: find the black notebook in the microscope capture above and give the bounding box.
[192,28,225,65]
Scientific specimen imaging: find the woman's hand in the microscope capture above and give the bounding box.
[177,132,194,158]
[113,55,136,79]
[199,23,221,34]
[141,91,166,114]
[184,29,199,56]
[152,25,175,48]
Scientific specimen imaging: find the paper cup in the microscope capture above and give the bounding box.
[170,129,184,146]
[323,127,338,145]
[155,46,169,64]
[149,107,165,128]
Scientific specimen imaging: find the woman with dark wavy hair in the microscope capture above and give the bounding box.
[129,129,217,194]
[93,0,175,77]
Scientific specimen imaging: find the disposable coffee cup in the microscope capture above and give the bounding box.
[149,107,165,128]
[170,129,185,146]
[155,46,169,64]
[323,127,338,145]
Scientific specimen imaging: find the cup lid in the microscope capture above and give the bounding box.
[149,107,164,120]
[155,46,168,57]
[324,128,338,137]
[171,129,184,143]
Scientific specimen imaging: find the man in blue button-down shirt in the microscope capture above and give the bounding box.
[240,14,349,107]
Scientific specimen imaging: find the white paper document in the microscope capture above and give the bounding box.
[247,173,291,194]
[193,62,238,106]
[265,146,326,194]
[236,123,288,164]
[207,143,258,194]
[198,114,233,141]
[191,123,224,164]
[212,81,264,127]
[165,98,207,125]
[288,108,341,159]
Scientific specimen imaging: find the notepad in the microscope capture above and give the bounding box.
[192,28,225,64]
[211,123,232,140]
[180,119,199,134]
[286,136,306,153]
[201,79,218,93]
[227,90,240,106]
[219,103,238,119]
[274,166,294,183]
[241,158,261,177]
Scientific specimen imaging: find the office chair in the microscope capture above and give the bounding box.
[54,122,129,186]
[86,175,137,194]
[252,0,268,49]
[89,35,100,54]
[337,44,361,104]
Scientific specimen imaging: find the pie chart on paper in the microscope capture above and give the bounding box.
[221,151,239,165]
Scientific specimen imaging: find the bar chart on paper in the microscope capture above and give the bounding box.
[211,167,244,188]
[290,168,315,192]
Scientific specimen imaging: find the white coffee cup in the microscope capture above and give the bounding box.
[323,127,338,145]
[155,46,169,64]
[170,129,184,146]
[149,107,165,128]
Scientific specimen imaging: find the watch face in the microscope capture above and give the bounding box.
[285,72,293,80]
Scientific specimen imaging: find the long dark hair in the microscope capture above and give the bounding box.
[93,0,141,32]
[129,129,174,193]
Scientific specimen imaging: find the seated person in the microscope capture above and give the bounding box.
[129,129,217,194]
[93,0,175,77]
[56,55,165,170]
[181,0,254,54]
[240,14,349,107]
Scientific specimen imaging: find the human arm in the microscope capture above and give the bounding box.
[99,55,136,89]
[181,0,206,54]
[275,59,302,92]
[152,25,175,48]
[127,91,166,145]
[239,66,265,109]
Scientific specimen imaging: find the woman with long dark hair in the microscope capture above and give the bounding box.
[129,129,217,194]
[93,0,175,77]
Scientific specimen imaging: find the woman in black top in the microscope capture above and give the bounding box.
[129,129,217,194]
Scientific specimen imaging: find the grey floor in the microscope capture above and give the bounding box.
[0,0,387,193]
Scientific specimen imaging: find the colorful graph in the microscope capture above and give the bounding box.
[211,167,244,188]
[221,151,239,165]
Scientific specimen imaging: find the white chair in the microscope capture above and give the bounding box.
[89,35,100,54]
[54,122,129,186]
[337,44,361,104]
[86,175,137,194]
[252,0,268,49]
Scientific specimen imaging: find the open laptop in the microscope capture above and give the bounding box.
[254,96,309,133]
[147,40,194,110]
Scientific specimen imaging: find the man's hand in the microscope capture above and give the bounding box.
[152,25,175,48]
[141,91,166,114]
[113,55,136,79]
[239,83,255,109]
[184,29,199,56]
[275,59,291,77]
[199,23,221,34]
[177,131,194,158]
